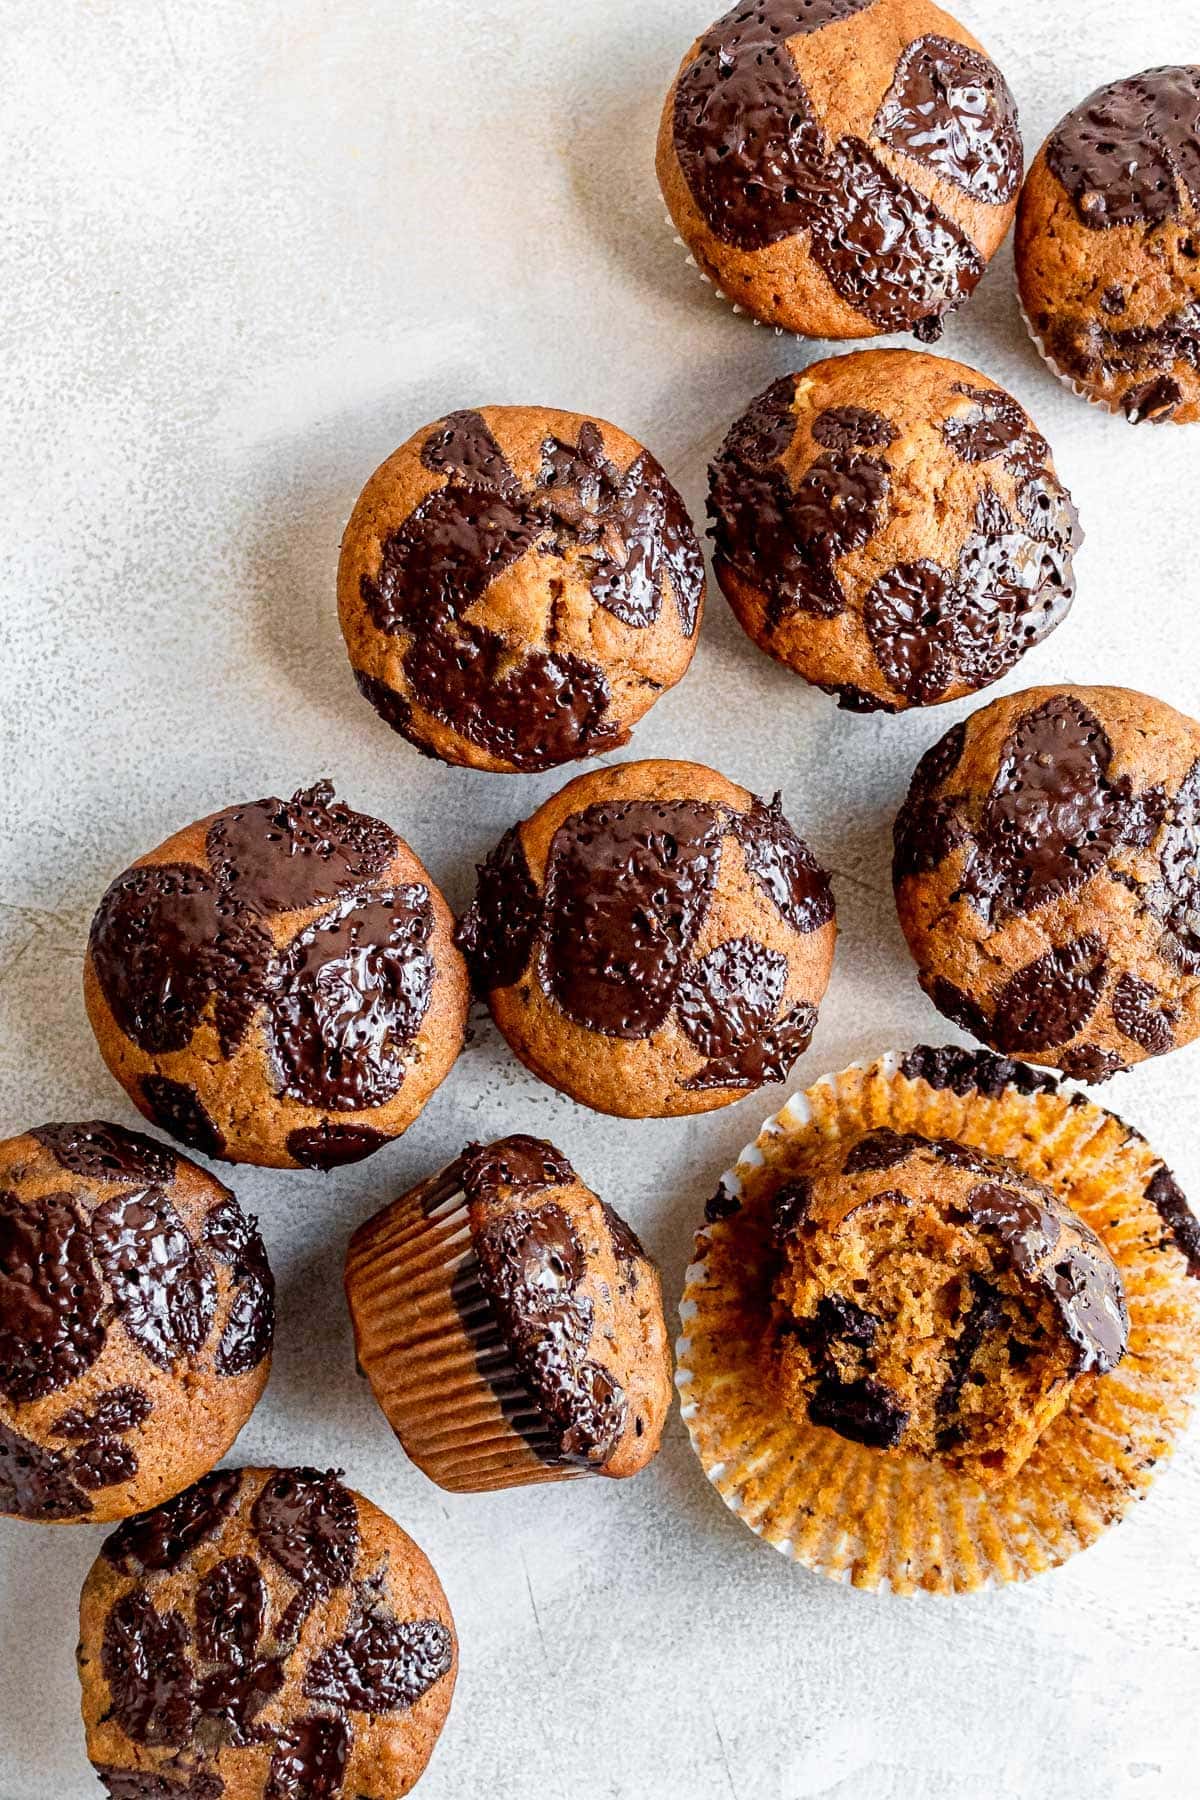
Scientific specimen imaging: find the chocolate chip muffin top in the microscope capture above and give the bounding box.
[894,685,1200,1079]
[1016,66,1200,423]
[709,351,1079,713]
[338,406,705,773]
[657,0,1022,339]
[1,1123,272,1524]
[84,783,467,1169]
[78,1466,456,1800]
[456,758,836,1117]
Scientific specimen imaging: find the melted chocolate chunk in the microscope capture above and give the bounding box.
[956,696,1139,923]
[672,3,983,330]
[1146,1167,1200,1276]
[474,1204,627,1466]
[103,1469,243,1574]
[874,35,1021,204]
[194,1556,266,1667]
[1046,66,1200,229]
[91,1189,217,1371]
[811,406,898,450]
[352,669,421,745]
[1059,1044,1126,1083]
[454,825,541,994]
[304,1609,453,1712]
[893,721,968,885]
[942,385,1050,471]
[538,799,723,1038]
[899,1044,1058,1098]
[1045,305,1200,417]
[422,408,522,494]
[203,1198,275,1378]
[600,1201,646,1268]
[0,1417,89,1519]
[266,1715,351,1800]
[57,1384,152,1440]
[842,1129,926,1174]
[678,936,814,1089]
[139,1078,226,1161]
[29,1121,175,1185]
[102,1589,196,1747]
[731,794,834,934]
[705,1181,741,1223]
[251,1468,359,1593]
[0,1189,104,1402]
[206,781,397,915]
[935,1272,1006,1440]
[800,1295,881,1359]
[461,1136,575,1203]
[96,1768,225,1800]
[991,935,1108,1056]
[89,863,272,1059]
[267,886,434,1110]
[1124,373,1186,423]
[770,1177,812,1245]
[808,1373,909,1449]
[924,975,991,1043]
[965,1181,1128,1371]
[285,1123,394,1169]
[1146,758,1200,971]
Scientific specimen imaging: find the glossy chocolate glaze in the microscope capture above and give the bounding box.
[91,1188,218,1371]
[104,1469,244,1573]
[454,825,541,994]
[357,411,702,768]
[461,1135,575,1201]
[251,1468,359,1593]
[304,1607,453,1712]
[285,1123,394,1170]
[899,1043,1058,1098]
[1112,973,1176,1055]
[892,721,968,884]
[206,782,397,915]
[990,935,1108,1056]
[266,1715,350,1800]
[874,35,1021,203]
[103,1588,197,1746]
[139,1077,227,1160]
[811,405,898,450]
[0,1188,105,1401]
[266,886,434,1110]
[677,937,817,1088]
[672,2,993,331]
[732,792,835,932]
[1046,66,1200,229]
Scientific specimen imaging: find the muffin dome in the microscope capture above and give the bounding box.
[1016,67,1200,422]
[657,0,1022,338]
[894,685,1200,1077]
[456,759,836,1117]
[346,1135,673,1491]
[1,1122,271,1523]
[766,1126,1128,1485]
[709,351,1079,712]
[84,782,467,1168]
[77,1466,456,1799]
[338,406,705,772]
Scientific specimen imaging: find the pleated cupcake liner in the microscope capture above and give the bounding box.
[663,203,805,338]
[345,1168,583,1493]
[677,1050,1200,1595]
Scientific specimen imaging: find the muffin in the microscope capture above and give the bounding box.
[894,686,1200,1079]
[338,406,705,772]
[709,351,1080,712]
[84,782,467,1169]
[657,0,1022,339]
[77,1466,456,1799]
[1,1122,272,1524]
[766,1127,1127,1485]
[678,1048,1200,1592]
[1016,67,1200,423]
[455,759,837,1117]
[345,1136,673,1492]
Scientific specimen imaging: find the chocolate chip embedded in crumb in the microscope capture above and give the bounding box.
[808,1373,909,1449]
[303,1610,453,1713]
[103,1469,243,1574]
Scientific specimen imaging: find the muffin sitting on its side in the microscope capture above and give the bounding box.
[346,1136,672,1492]
[1016,67,1200,423]
[709,351,1079,713]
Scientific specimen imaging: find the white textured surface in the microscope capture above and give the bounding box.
[2,2,1199,1795]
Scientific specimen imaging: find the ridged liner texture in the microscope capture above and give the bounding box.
[676,1050,1200,1594]
[346,1167,587,1493]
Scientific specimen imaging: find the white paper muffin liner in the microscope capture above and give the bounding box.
[676,1051,1200,1595]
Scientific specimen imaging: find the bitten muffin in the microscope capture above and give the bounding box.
[709,351,1080,712]
[1,1122,272,1524]
[894,685,1200,1079]
[657,0,1022,339]
[84,782,467,1169]
[455,759,837,1117]
[765,1127,1127,1485]
[77,1466,456,1799]
[1016,67,1200,423]
[346,1135,672,1492]
[337,406,705,772]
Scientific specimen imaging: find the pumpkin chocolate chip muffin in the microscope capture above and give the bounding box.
[338,406,705,772]
[657,0,1022,339]
[455,759,836,1117]
[709,351,1080,712]
[346,1135,672,1493]
[1,1122,271,1524]
[77,1466,456,1798]
[1016,66,1200,422]
[893,685,1200,1079]
[84,782,467,1168]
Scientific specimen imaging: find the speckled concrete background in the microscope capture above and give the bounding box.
[2,2,1199,1795]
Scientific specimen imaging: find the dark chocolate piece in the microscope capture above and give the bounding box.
[899,1044,1058,1098]
[677,937,815,1089]
[808,1373,909,1449]
[770,1177,812,1245]
[842,1129,927,1174]
[874,35,1021,204]
[934,1271,1006,1441]
[990,935,1108,1055]
[266,1714,351,1800]
[1146,757,1200,972]
[139,1078,226,1161]
[96,1767,225,1800]
[461,1136,575,1203]
[29,1121,175,1185]
[454,826,541,993]
[892,721,968,886]
[206,781,397,915]
[0,1417,90,1520]
[102,1588,196,1747]
[304,1609,453,1712]
[705,1181,741,1223]
[731,794,834,934]
[203,1198,275,1378]
[811,406,898,450]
